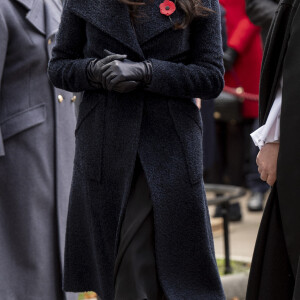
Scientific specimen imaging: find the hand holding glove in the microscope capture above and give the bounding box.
[223,47,238,71]
[100,51,153,93]
[87,51,127,88]
[87,50,152,93]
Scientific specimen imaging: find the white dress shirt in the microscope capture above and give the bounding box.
[251,79,282,149]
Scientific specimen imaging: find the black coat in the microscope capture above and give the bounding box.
[48,0,225,299]
[247,0,300,298]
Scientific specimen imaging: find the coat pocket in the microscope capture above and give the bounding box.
[0,103,46,140]
[75,93,106,182]
[168,99,203,185]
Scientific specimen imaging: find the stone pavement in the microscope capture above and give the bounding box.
[210,191,268,262]
[209,191,269,299]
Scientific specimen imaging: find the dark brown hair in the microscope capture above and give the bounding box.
[119,0,213,29]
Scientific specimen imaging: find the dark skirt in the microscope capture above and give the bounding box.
[113,157,164,300]
[246,184,295,300]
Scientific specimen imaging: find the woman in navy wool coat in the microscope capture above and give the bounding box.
[48,0,225,299]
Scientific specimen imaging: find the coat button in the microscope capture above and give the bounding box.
[214,112,221,119]
[48,38,52,45]
[71,95,77,103]
[58,95,64,103]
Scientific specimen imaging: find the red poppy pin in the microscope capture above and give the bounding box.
[160,0,176,16]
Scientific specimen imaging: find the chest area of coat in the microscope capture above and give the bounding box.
[84,3,191,61]
[5,3,48,65]
[86,24,191,61]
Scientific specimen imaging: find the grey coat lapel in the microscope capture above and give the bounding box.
[14,0,46,35]
[44,0,62,39]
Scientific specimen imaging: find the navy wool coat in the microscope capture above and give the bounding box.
[48,0,225,299]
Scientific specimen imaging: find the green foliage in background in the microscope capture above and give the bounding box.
[217,258,250,276]
[78,292,96,300]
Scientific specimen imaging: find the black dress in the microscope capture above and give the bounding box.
[112,12,164,300]
[113,157,164,300]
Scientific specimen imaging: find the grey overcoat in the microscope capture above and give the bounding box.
[0,1,77,299]
[48,0,225,299]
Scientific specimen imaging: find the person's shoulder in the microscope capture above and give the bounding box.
[201,0,220,10]
[0,0,20,19]
[0,0,10,12]
[0,1,12,24]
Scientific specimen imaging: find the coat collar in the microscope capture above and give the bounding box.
[14,0,62,38]
[14,0,46,35]
[14,0,35,10]
[66,0,184,59]
[132,1,184,45]
[44,0,62,39]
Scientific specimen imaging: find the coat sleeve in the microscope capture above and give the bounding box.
[246,0,278,28]
[0,10,8,156]
[220,5,228,51]
[227,15,261,54]
[47,7,96,92]
[146,0,224,100]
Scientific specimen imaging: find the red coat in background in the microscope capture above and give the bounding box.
[220,0,263,119]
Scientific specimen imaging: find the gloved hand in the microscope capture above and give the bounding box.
[87,50,127,88]
[108,79,141,93]
[223,47,238,71]
[101,53,153,92]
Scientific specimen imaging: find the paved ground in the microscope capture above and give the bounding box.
[209,191,270,299]
[210,191,269,262]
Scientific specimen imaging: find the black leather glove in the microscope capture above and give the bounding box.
[87,51,127,88]
[223,47,238,71]
[101,56,153,92]
[108,78,140,93]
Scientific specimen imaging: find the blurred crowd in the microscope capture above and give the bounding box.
[203,0,279,221]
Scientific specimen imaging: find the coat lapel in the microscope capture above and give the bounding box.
[66,0,184,58]
[14,0,46,35]
[66,0,144,58]
[130,0,184,45]
[44,0,62,39]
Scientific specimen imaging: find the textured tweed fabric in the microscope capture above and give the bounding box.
[48,0,225,299]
